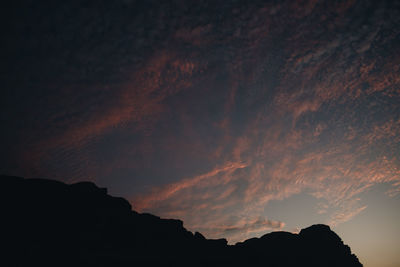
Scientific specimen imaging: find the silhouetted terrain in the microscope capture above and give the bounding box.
[2,175,362,266]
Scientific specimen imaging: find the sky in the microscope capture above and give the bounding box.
[2,0,400,266]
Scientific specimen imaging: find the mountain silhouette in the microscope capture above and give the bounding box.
[2,175,362,266]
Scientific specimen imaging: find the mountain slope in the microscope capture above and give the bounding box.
[1,175,362,266]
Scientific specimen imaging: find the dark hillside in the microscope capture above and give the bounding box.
[1,175,362,266]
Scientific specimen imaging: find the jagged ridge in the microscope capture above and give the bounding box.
[1,175,362,266]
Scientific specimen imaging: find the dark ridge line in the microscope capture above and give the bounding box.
[2,175,362,266]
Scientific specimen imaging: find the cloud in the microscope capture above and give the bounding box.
[125,1,400,244]
[18,49,203,181]
[4,0,400,245]
[329,205,367,227]
[132,99,400,242]
[220,217,285,235]
[132,161,249,211]
[196,217,285,243]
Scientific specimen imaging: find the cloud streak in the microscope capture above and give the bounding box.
[128,1,400,243]
[3,0,400,246]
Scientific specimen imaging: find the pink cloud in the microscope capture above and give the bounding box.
[132,161,248,212]
[15,1,400,245]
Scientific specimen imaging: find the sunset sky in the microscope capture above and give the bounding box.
[2,1,400,266]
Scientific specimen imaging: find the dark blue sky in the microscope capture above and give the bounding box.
[2,1,400,266]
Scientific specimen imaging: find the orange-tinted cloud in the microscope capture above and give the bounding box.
[111,3,400,244]
[132,161,248,212]
[197,217,285,243]
[7,0,399,247]
[20,49,203,182]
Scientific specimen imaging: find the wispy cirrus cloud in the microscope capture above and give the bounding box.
[132,161,249,212]
[131,0,400,242]
[196,217,285,243]
[3,0,400,247]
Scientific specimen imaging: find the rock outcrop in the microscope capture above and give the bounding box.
[1,175,362,266]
